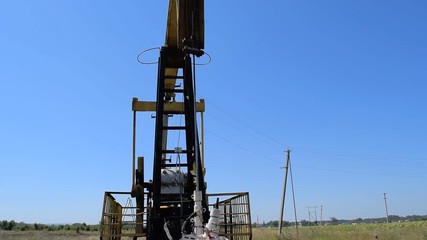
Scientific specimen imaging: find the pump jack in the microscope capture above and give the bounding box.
[100,1,252,239]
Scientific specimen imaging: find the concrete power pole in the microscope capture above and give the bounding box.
[383,193,389,223]
[320,205,323,226]
[306,207,311,222]
[278,149,291,235]
[314,207,318,225]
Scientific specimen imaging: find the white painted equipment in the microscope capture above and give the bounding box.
[160,169,186,194]
[204,207,220,238]
[179,194,229,240]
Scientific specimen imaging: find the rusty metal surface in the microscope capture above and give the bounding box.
[164,0,205,98]
[207,192,253,240]
[100,192,149,240]
[165,0,204,50]
[100,189,253,240]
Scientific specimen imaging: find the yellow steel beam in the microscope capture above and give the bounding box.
[163,0,204,99]
[165,0,204,50]
[132,98,205,113]
[165,0,179,49]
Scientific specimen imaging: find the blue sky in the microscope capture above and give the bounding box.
[1,0,426,224]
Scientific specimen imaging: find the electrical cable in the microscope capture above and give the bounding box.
[297,151,427,170]
[137,47,211,65]
[181,212,198,235]
[205,100,427,170]
[293,164,427,178]
[195,51,211,65]
[137,47,161,64]
[204,107,289,155]
[296,147,427,163]
[289,158,299,237]
[205,129,282,164]
[206,100,290,149]
[164,221,174,240]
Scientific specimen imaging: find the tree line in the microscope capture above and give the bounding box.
[252,214,427,228]
[0,220,98,232]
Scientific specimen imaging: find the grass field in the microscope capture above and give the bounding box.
[254,221,427,240]
[0,230,99,240]
[1,221,427,240]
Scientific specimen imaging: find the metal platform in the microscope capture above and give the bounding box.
[207,192,252,240]
[100,191,148,240]
[100,191,252,240]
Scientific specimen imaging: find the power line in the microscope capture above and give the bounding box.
[205,121,427,178]
[297,152,427,171]
[206,100,290,149]
[293,164,427,179]
[205,129,282,164]
[296,147,427,164]
[203,100,427,177]
[206,100,427,166]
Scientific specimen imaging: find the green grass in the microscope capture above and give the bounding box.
[253,221,427,240]
[1,221,427,240]
[0,230,99,240]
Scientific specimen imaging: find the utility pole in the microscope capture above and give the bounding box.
[278,149,291,235]
[306,206,320,225]
[383,193,389,223]
[314,207,318,225]
[320,205,323,226]
[306,207,311,223]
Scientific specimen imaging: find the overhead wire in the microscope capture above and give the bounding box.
[207,99,427,162]
[295,147,427,163]
[207,100,290,149]
[143,52,426,179]
[137,47,161,64]
[299,151,427,168]
[136,48,426,173]
[203,100,427,177]
[205,129,282,164]
[204,102,290,158]
[137,47,211,65]
[293,164,427,179]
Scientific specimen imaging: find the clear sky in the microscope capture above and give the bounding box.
[1,0,426,224]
